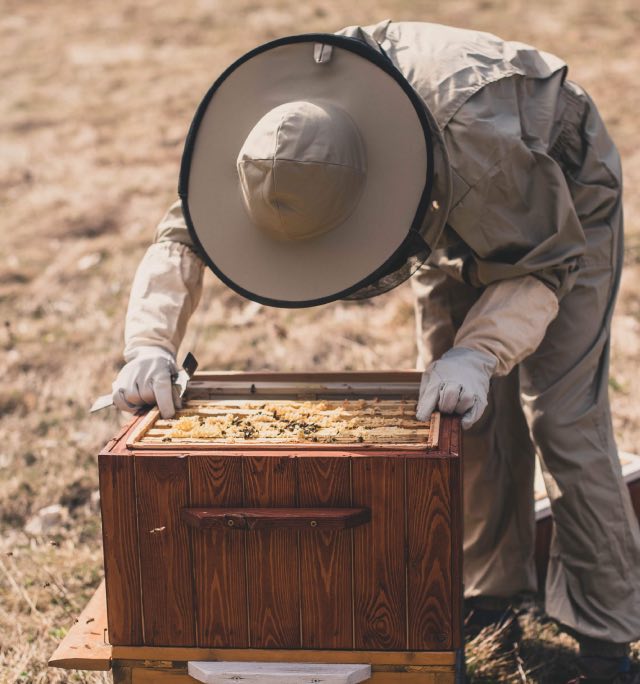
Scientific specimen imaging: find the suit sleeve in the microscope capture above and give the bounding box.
[123,199,205,361]
[437,75,588,374]
[444,74,586,300]
[453,275,559,376]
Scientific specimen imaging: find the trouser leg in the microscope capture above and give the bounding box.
[463,371,538,598]
[411,265,471,371]
[412,266,537,599]
[518,180,640,645]
[519,84,640,644]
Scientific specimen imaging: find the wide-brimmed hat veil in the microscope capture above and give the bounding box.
[179,33,451,307]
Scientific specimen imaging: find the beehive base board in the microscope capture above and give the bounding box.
[48,580,111,671]
[49,583,462,683]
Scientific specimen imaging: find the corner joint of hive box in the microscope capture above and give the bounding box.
[427,412,441,449]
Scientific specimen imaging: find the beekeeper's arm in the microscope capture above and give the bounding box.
[417,75,586,428]
[112,200,205,418]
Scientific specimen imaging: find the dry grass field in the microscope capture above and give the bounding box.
[1,0,639,682]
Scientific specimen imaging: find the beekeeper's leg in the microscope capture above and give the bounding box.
[412,266,538,600]
[519,147,640,647]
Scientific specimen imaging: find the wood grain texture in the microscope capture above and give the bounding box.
[135,455,195,646]
[352,457,406,650]
[376,674,453,683]
[104,411,153,457]
[189,456,247,648]
[99,402,463,655]
[407,459,452,650]
[48,580,111,670]
[448,416,461,458]
[100,414,139,454]
[99,452,143,645]
[298,457,353,648]
[111,646,458,665]
[189,371,422,384]
[448,427,463,650]
[243,456,300,648]
[112,664,133,684]
[434,415,459,458]
[132,670,193,684]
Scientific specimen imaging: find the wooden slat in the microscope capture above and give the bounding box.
[111,647,458,665]
[407,459,452,650]
[243,456,300,648]
[298,457,353,648]
[188,370,421,383]
[176,398,419,408]
[126,409,160,446]
[132,671,194,683]
[352,457,406,650]
[135,455,195,646]
[48,581,111,670]
[369,673,452,683]
[435,415,460,458]
[189,456,247,648]
[133,440,430,452]
[427,413,440,449]
[100,413,142,454]
[103,411,151,456]
[99,452,143,645]
[112,664,133,683]
[448,419,463,650]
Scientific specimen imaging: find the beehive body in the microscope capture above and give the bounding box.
[98,372,462,658]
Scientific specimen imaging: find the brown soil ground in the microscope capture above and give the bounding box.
[1,0,639,682]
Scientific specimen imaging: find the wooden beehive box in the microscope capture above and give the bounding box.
[98,372,462,668]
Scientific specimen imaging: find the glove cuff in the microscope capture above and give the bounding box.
[442,346,498,377]
[124,345,176,364]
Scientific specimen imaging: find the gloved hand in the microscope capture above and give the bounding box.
[416,347,497,429]
[112,346,181,419]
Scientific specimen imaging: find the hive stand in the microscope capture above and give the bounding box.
[48,580,461,682]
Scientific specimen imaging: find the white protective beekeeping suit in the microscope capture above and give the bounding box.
[115,20,640,650]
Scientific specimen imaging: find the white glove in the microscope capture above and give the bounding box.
[112,346,181,419]
[416,347,497,429]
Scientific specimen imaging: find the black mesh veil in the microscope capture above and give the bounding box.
[342,229,431,300]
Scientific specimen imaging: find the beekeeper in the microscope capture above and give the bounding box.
[112,21,640,683]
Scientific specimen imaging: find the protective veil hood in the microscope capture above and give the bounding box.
[179,32,451,307]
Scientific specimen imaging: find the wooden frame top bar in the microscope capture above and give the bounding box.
[189,371,422,383]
